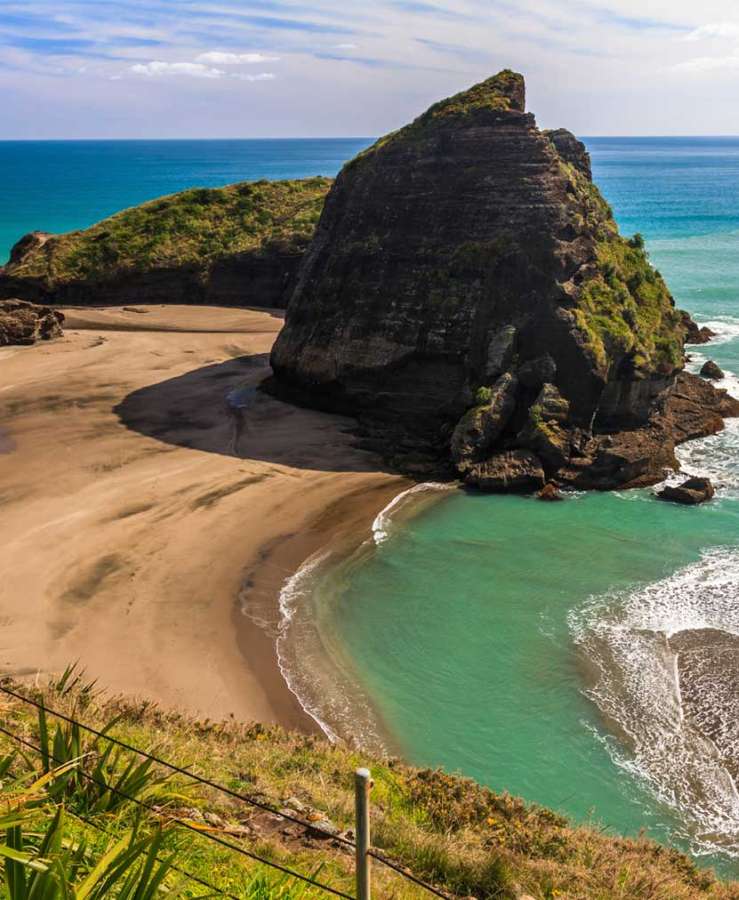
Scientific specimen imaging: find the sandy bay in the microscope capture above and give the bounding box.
[0,304,408,730]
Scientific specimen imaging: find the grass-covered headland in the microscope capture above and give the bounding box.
[0,671,735,899]
[0,178,331,308]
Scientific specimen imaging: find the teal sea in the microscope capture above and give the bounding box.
[4,137,739,874]
[273,138,739,875]
[0,139,370,265]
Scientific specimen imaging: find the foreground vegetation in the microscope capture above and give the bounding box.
[0,671,736,899]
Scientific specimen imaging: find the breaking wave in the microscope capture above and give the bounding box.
[372,481,456,545]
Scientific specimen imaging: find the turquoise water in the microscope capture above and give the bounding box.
[0,138,371,264]
[278,138,739,874]
[4,136,739,872]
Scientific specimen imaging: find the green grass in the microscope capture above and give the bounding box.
[559,160,683,376]
[6,178,331,286]
[0,673,736,900]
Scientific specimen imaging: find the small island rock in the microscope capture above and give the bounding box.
[700,359,724,380]
[658,476,715,505]
[538,482,563,501]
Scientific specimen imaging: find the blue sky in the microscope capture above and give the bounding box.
[3,0,739,138]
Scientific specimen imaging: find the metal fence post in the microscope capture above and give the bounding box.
[355,767,371,900]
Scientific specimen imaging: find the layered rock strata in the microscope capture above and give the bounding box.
[271,71,739,489]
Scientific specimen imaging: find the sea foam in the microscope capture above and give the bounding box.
[372,481,456,545]
[570,548,739,857]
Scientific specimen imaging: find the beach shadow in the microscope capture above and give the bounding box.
[114,354,387,474]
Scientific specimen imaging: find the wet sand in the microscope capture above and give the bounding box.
[670,628,739,783]
[0,305,407,729]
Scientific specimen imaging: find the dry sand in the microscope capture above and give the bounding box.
[0,305,407,730]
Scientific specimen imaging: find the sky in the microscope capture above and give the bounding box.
[4,0,739,138]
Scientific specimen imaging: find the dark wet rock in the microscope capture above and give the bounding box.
[538,482,563,501]
[700,359,724,380]
[680,310,716,345]
[464,449,545,492]
[518,354,557,389]
[0,298,64,346]
[658,476,715,505]
[270,71,736,493]
[484,325,517,381]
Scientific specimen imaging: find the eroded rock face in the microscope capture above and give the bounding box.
[451,373,517,467]
[271,70,736,491]
[0,299,64,346]
[464,449,545,492]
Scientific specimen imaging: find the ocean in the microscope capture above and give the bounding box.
[0,138,371,265]
[4,136,739,875]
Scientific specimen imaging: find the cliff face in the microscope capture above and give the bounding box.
[0,178,330,310]
[271,71,737,488]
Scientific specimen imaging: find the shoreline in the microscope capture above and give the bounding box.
[270,479,459,751]
[234,476,413,736]
[0,304,408,731]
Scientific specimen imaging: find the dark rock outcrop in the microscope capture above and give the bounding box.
[0,298,64,345]
[658,476,715,505]
[700,359,724,380]
[544,129,592,180]
[464,449,545,492]
[538,482,563,501]
[271,71,738,491]
[0,178,331,310]
[680,310,715,345]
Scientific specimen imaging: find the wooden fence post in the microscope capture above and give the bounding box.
[355,767,371,900]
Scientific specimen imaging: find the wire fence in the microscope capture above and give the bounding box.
[0,683,453,900]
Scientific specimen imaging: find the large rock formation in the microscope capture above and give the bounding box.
[0,178,330,309]
[271,71,739,488]
[0,299,64,345]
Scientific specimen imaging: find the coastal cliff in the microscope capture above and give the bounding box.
[271,71,739,489]
[0,177,330,309]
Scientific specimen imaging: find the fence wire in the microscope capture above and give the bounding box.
[0,682,456,899]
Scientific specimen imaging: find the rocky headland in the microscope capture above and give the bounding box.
[271,71,739,490]
[0,177,330,309]
[0,298,64,345]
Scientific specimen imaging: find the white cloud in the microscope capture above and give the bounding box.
[196,51,279,65]
[231,72,276,81]
[674,53,739,70]
[334,43,358,49]
[130,61,225,79]
[683,21,739,41]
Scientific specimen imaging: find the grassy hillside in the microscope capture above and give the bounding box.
[5,178,330,285]
[0,673,735,899]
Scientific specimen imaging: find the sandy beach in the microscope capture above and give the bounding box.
[0,305,407,730]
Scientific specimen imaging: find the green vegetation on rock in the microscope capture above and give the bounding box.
[561,160,683,376]
[7,178,331,285]
[1,674,732,900]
